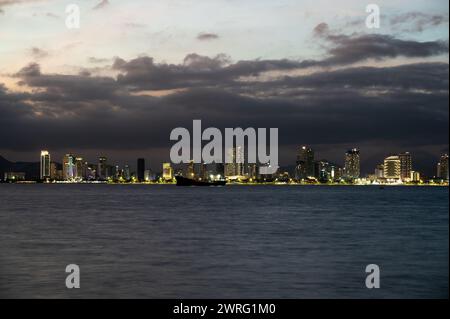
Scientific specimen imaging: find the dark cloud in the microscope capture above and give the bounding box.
[2,26,449,174]
[314,23,448,66]
[113,54,307,90]
[16,62,41,77]
[110,29,448,91]
[197,33,220,41]
[2,56,448,174]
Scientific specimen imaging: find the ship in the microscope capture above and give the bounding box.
[175,176,227,187]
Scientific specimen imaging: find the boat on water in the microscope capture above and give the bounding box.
[175,176,227,187]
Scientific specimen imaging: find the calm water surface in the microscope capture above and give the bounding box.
[0,185,448,298]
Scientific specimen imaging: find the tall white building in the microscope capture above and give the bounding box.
[225,147,244,178]
[40,150,51,180]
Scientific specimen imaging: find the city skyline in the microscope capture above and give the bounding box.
[2,146,449,184]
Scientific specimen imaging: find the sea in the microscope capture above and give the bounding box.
[0,184,448,299]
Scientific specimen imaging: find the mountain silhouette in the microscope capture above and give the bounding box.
[0,155,39,180]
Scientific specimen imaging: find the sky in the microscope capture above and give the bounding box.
[0,0,449,174]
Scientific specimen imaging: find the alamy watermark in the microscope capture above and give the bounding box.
[366,4,381,29]
[170,120,279,174]
[65,264,80,289]
[365,264,381,289]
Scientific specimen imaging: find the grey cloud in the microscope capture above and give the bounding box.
[113,54,312,90]
[314,23,448,67]
[16,62,41,77]
[3,59,448,173]
[111,29,448,91]
[88,56,110,64]
[390,12,449,32]
[0,0,42,10]
[29,47,49,59]
[93,0,109,10]
[197,33,220,41]
[45,12,59,18]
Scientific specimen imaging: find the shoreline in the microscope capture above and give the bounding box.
[0,182,448,187]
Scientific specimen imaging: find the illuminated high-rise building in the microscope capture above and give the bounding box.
[438,154,449,181]
[399,152,412,181]
[344,148,360,179]
[50,162,59,180]
[295,146,315,180]
[63,154,76,181]
[236,146,244,176]
[123,165,131,181]
[163,163,173,181]
[75,157,86,180]
[225,147,244,178]
[384,156,401,180]
[224,148,235,178]
[40,150,51,180]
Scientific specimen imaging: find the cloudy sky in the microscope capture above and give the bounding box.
[0,0,448,174]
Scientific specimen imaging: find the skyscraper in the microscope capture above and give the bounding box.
[225,147,244,178]
[40,150,51,180]
[295,146,315,180]
[123,165,131,181]
[75,157,85,180]
[137,158,145,182]
[384,156,401,180]
[63,154,76,181]
[399,152,412,181]
[98,157,108,180]
[163,163,173,181]
[438,154,449,181]
[344,148,360,180]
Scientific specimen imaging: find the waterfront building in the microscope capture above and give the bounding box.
[344,149,361,180]
[225,147,244,178]
[75,157,86,180]
[384,156,401,180]
[144,170,155,182]
[295,146,315,180]
[40,150,51,180]
[63,154,76,181]
[163,163,174,181]
[399,152,412,181]
[97,157,108,180]
[124,165,131,181]
[375,164,384,179]
[137,158,145,182]
[438,154,449,181]
[4,172,26,181]
[410,171,421,183]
